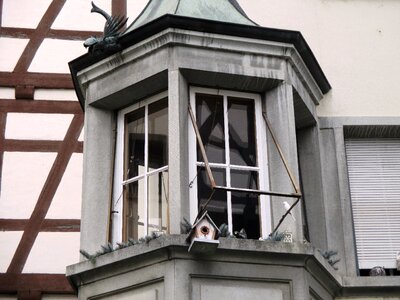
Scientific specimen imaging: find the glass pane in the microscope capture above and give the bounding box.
[228,97,256,166]
[197,167,227,227]
[230,170,260,239]
[148,98,168,171]
[125,107,145,179]
[196,93,225,163]
[124,179,145,240]
[148,171,169,235]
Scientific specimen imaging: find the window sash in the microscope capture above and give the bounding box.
[112,91,168,243]
[189,87,271,238]
[346,138,400,269]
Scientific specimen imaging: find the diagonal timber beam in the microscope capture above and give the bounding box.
[7,114,83,274]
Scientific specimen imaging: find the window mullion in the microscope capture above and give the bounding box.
[224,95,233,234]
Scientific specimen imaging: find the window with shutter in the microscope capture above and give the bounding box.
[345,138,400,270]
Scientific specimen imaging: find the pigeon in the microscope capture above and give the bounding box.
[283,201,295,221]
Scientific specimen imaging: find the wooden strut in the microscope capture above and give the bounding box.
[189,104,304,235]
[262,111,302,235]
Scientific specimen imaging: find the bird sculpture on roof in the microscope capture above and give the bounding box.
[84,1,128,53]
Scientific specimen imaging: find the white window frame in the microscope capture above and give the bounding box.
[112,91,168,243]
[188,87,272,238]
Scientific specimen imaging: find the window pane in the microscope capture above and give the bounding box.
[125,107,145,179]
[230,170,260,239]
[148,171,169,235]
[148,98,168,171]
[196,93,225,163]
[228,98,256,166]
[124,179,145,240]
[197,167,227,227]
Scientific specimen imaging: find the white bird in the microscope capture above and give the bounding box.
[283,201,295,221]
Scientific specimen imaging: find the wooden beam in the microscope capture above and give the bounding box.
[0,72,73,89]
[0,27,101,40]
[0,0,3,27]
[7,115,84,274]
[14,0,67,73]
[48,29,101,40]
[0,274,74,293]
[15,85,35,99]
[0,113,6,191]
[4,140,83,153]
[112,0,127,18]
[18,290,42,300]
[0,27,35,38]
[0,219,80,232]
[0,99,82,114]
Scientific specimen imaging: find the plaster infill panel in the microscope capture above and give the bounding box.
[46,153,83,219]
[29,39,86,74]
[0,38,29,72]
[0,231,23,272]
[5,113,74,140]
[23,232,80,274]
[0,152,56,219]
[0,88,15,99]
[192,278,289,300]
[2,0,51,29]
[34,89,78,101]
[51,0,110,31]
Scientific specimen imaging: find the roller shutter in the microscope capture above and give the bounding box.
[345,138,400,269]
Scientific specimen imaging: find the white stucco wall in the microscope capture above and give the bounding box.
[237,0,400,117]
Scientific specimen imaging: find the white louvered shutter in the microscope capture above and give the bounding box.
[345,138,400,269]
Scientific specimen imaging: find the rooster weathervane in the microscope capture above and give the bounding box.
[84,2,128,53]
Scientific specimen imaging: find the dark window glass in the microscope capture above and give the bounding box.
[228,98,256,166]
[196,94,225,163]
[148,171,169,234]
[148,98,168,170]
[125,180,145,240]
[197,167,227,227]
[230,170,260,239]
[125,107,145,179]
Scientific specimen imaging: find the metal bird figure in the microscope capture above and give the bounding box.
[84,1,128,53]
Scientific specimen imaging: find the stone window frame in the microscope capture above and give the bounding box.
[111,91,169,243]
[188,86,272,238]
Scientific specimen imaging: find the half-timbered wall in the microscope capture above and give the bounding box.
[0,0,146,298]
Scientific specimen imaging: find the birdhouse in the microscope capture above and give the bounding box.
[187,211,220,254]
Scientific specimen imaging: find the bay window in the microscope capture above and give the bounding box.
[112,92,168,242]
[189,87,271,239]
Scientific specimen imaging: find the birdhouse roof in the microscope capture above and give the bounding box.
[192,211,221,233]
[124,0,257,34]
